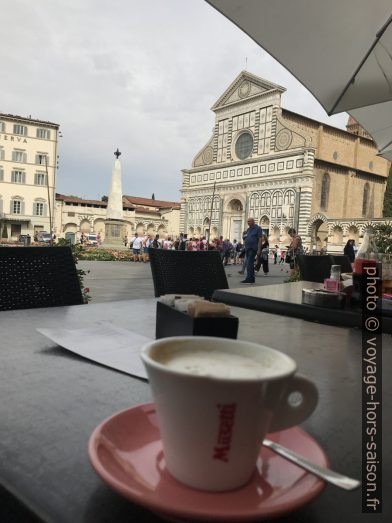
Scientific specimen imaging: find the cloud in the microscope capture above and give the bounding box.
[2,0,348,201]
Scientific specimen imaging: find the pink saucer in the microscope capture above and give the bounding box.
[88,403,327,522]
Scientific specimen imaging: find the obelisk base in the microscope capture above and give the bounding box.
[102,219,126,249]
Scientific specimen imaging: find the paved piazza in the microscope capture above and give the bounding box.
[80,259,289,303]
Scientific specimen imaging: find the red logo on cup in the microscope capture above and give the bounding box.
[213,403,237,462]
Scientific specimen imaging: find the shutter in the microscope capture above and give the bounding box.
[22,172,26,184]
[43,203,48,216]
[21,201,25,215]
[23,153,27,163]
[0,199,3,213]
[10,200,13,213]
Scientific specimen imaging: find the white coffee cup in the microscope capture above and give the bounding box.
[141,336,318,491]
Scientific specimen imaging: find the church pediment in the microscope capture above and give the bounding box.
[211,71,285,111]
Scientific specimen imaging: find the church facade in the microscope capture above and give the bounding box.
[180,71,390,252]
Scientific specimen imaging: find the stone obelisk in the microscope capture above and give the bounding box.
[103,149,125,248]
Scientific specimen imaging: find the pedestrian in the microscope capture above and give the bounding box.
[343,239,355,263]
[177,233,185,250]
[163,236,173,250]
[191,237,199,251]
[234,239,242,265]
[97,232,101,245]
[130,232,142,262]
[222,239,233,266]
[143,235,153,262]
[286,228,303,276]
[152,234,161,249]
[274,245,279,264]
[238,231,247,274]
[241,218,262,284]
[124,234,128,247]
[280,250,285,264]
[255,234,270,275]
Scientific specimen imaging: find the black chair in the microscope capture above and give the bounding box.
[329,255,353,273]
[149,249,229,300]
[0,247,84,311]
[296,255,332,283]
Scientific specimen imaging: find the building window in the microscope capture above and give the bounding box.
[12,150,26,162]
[33,202,46,216]
[362,183,370,217]
[235,132,253,160]
[34,172,47,185]
[36,128,50,139]
[36,154,48,165]
[320,173,330,210]
[11,170,26,183]
[0,121,5,132]
[0,147,4,160]
[11,199,23,214]
[0,166,3,181]
[13,124,27,136]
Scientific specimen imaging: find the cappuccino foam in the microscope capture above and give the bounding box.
[153,346,281,379]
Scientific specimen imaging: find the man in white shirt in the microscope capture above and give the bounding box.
[130,233,143,262]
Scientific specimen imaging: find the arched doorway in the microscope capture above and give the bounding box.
[80,219,91,233]
[136,223,145,235]
[331,226,343,246]
[226,198,244,241]
[272,226,280,244]
[158,224,166,239]
[310,218,328,252]
[64,222,78,234]
[348,225,359,244]
[260,215,270,237]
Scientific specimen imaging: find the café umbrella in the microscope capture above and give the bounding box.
[206,0,392,159]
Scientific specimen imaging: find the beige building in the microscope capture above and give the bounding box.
[55,194,180,241]
[0,113,59,239]
[181,71,390,252]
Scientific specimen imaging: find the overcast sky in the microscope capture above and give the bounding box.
[2,0,348,202]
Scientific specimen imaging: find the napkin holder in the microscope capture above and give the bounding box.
[155,301,239,339]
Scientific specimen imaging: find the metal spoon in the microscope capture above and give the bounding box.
[263,438,361,491]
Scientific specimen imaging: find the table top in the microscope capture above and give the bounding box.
[0,299,391,522]
[213,281,392,333]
